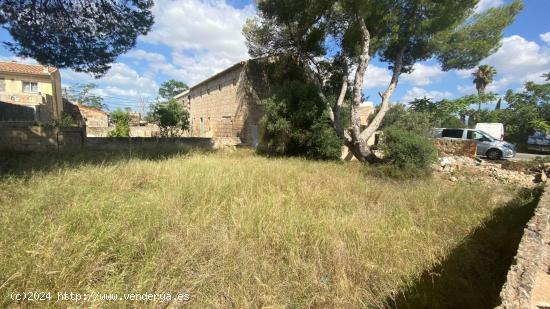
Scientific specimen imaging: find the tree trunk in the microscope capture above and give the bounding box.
[346,47,405,163]
[478,86,485,111]
[495,98,501,110]
[334,77,350,141]
[350,19,370,141]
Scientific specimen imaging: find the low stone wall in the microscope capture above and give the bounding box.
[434,138,477,158]
[497,186,550,308]
[0,123,84,151]
[84,137,216,151]
[0,124,242,152]
[86,125,161,138]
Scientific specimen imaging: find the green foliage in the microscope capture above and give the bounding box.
[435,1,523,70]
[108,109,130,137]
[0,1,154,76]
[379,126,438,176]
[158,80,189,100]
[259,80,342,160]
[245,0,520,164]
[379,104,407,130]
[530,119,550,134]
[472,65,497,95]
[502,81,550,145]
[67,83,106,110]
[151,99,190,137]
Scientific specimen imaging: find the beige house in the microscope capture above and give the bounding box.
[175,59,267,146]
[0,61,63,122]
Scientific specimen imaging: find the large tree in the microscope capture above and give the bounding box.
[245,0,522,162]
[0,0,154,77]
[149,80,191,137]
[67,83,106,111]
[158,80,189,100]
[472,64,497,110]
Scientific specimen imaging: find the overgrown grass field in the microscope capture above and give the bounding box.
[0,149,539,308]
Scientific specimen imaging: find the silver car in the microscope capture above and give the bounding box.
[433,128,516,160]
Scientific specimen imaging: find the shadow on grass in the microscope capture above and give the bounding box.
[386,186,543,309]
[0,147,201,178]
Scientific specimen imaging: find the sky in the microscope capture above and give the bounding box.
[0,0,549,112]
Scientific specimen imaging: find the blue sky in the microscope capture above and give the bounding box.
[0,0,549,112]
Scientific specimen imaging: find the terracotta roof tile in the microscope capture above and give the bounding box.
[0,61,57,76]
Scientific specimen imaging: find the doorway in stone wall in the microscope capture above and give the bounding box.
[221,116,233,137]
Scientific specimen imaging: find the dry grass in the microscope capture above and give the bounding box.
[0,149,538,308]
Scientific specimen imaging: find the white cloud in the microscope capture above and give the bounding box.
[483,35,550,90]
[540,32,550,45]
[455,68,475,79]
[402,87,453,103]
[61,63,157,103]
[363,65,392,89]
[138,0,254,85]
[475,0,503,13]
[402,63,445,86]
[455,35,550,92]
[123,49,166,63]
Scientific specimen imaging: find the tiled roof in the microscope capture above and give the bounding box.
[0,61,57,76]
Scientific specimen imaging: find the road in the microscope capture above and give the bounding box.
[510,152,549,162]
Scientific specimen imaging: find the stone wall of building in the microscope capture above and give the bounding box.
[497,186,550,309]
[433,138,477,158]
[185,64,247,139]
[177,60,267,147]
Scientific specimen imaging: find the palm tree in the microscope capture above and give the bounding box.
[543,72,550,81]
[472,65,497,111]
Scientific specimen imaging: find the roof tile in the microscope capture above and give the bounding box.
[0,61,57,76]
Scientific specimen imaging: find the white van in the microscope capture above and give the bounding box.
[475,123,504,141]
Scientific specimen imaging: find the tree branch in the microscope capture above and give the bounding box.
[359,46,406,141]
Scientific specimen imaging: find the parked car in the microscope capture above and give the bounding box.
[475,123,504,141]
[527,131,550,153]
[433,128,516,160]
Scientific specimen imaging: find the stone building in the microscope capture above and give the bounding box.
[0,61,64,123]
[77,104,109,128]
[175,59,270,146]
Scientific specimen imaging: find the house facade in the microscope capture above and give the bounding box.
[175,59,267,146]
[77,104,109,128]
[0,61,64,123]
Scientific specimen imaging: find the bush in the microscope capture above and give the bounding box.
[108,109,130,137]
[258,80,342,160]
[379,126,438,176]
[151,99,190,137]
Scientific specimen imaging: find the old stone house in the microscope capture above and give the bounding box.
[0,61,63,123]
[77,104,109,128]
[175,59,271,146]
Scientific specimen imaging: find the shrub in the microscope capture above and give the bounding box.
[108,109,130,137]
[151,99,190,137]
[379,126,438,176]
[258,81,342,160]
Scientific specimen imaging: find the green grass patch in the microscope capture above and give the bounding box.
[0,149,540,308]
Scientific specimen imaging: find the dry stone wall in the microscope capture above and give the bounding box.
[433,138,477,158]
[497,186,550,309]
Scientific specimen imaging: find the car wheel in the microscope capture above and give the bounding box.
[486,148,502,160]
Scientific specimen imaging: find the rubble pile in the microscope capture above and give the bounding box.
[433,156,542,187]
